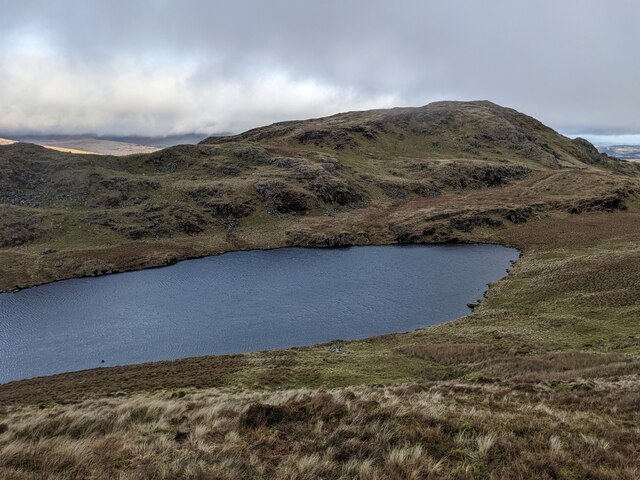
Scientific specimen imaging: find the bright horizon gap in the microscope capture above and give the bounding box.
[4,127,640,147]
[566,133,640,146]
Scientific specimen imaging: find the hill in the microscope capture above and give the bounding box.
[201,101,629,171]
[1,101,639,478]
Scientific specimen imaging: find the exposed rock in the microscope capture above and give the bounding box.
[209,164,241,176]
[294,128,357,150]
[309,179,367,206]
[207,200,255,218]
[450,215,503,232]
[0,211,50,247]
[288,230,359,247]
[494,206,536,224]
[141,144,216,172]
[83,204,212,239]
[467,300,481,310]
[169,206,208,235]
[255,181,316,215]
[439,163,531,190]
[564,190,633,214]
[229,143,271,165]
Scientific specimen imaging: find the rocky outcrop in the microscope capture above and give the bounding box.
[562,188,635,214]
[389,205,544,243]
[410,162,531,190]
[83,204,211,240]
[255,181,317,215]
[309,179,367,206]
[287,230,368,247]
[207,200,255,219]
[1,210,51,247]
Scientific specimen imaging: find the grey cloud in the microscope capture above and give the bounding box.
[0,0,639,136]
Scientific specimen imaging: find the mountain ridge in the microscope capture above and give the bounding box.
[201,100,626,172]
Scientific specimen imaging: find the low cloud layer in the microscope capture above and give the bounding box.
[1,0,639,137]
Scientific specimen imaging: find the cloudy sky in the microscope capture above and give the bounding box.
[1,0,639,142]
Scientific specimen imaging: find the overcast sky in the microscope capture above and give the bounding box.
[1,0,639,141]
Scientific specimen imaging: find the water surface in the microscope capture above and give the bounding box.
[0,244,518,383]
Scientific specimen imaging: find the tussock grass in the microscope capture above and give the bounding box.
[1,378,638,479]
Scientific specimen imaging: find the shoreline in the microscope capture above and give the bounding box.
[0,241,521,385]
[0,238,523,294]
[10,207,637,403]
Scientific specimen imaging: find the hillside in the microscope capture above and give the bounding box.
[1,101,638,292]
[201,101,630,171]
[1,101,640,478]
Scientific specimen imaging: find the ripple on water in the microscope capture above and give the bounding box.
[0,244,519,383]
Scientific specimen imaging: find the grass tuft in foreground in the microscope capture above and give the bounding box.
[1,377,638,479]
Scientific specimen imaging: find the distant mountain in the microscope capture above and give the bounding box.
[9,135,160,156]
[8,133,215,154]
[599,145,640,162]
[99,134,211,148]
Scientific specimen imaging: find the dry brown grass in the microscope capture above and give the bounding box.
[1,378,638,479]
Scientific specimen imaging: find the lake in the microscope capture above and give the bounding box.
[0,244,519,383]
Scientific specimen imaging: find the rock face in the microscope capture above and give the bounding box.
[255,181,316,214]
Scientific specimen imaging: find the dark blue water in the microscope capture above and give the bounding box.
[0,245,518,383]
